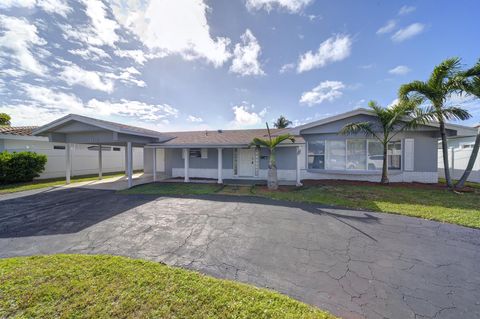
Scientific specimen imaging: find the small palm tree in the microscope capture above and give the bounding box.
[250,123,295,190]
[273,115,292,129]
[399,57,472,188]
[453,60,480,189]
[340,100,427,184]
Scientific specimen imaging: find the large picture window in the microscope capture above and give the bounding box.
[325,140,346,170]
[307,139,403,171]
[307,141,325,169]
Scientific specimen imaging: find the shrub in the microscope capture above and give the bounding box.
[0,151,47,184]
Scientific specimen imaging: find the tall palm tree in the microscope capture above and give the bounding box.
[399,57,472,188]
[250,123,295,190]
[273,115,292,129]
[453,61,480,188]
[340,100,425,184]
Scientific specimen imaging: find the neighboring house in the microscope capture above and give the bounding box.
[0,126,143,179]
[438,124,480,182]
[32,110,477,186]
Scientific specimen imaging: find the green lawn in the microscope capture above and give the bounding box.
[0,171,139,194]
[122,182,480,229]
[0,254,335,319]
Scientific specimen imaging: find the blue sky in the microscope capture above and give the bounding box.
[1,0,479,131]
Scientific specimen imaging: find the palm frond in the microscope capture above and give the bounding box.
[427,57,461,89]
[398,81,432,102]
[249,137,271,148]
[340,122,375,137]
[439,107,472,121]
[270,134,295,148]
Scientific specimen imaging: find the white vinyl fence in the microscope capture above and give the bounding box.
[438,146,480,183]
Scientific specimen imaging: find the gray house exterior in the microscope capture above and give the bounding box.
[33,109,477,186]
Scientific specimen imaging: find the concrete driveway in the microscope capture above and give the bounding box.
[0,189,479,319]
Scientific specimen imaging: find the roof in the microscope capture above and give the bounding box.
[33,114,167,139]
[0,126,38,136]
[153,129,304,147]
[287,108,479,136]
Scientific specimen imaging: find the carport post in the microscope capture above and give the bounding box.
[153,148,157,182]
[127,142,133,188]
[98,144,103,180]
[65,143,72,184]
[183,148,190,182]
[296,146,302,187]
[217,148,223,184]
[124,146,128,176]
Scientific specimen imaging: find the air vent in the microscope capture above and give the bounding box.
[217,129,223,133]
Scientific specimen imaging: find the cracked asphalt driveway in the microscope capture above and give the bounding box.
[1,188,479,319]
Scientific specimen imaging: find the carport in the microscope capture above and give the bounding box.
[33,114,172,188]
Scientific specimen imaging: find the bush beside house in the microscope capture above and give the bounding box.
[0,151,47,184]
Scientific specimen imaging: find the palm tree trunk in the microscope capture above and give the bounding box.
[439,121,453,188]
[381,143,389,184]
[455,130,480,189]
[267,148,278,190]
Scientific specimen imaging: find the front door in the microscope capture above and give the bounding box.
[237,148,255,176]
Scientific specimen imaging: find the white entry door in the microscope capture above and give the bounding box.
[237,148,255,176]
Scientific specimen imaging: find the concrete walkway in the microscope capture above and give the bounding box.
[0,189,479,319]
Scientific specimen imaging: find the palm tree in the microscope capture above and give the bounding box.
[453,61,480,189]
[340,100,429,184]
[250,123,295,190]
[273,115,292,129]
[0,113,11,126]
[399,57,472,188]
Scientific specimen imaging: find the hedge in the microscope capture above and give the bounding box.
[0,151,47,184]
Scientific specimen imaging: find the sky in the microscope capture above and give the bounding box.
[0,0,479,132]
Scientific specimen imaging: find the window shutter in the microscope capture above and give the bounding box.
[404,139,414,171]
[201,148,208,159]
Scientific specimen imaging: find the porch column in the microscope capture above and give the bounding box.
[98,144,103,180]
[296,146,302,187]
[124,146,128,176]
[217,148,223,184]
[153,148,157,182]
[65,143,72,184]
[127,142,133,188]
[183,148,190,182]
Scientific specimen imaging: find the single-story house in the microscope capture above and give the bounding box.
[0,126,143,179]
[438,123,480,183]
[32,109,477,187]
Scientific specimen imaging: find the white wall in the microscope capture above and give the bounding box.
[438,138,480,182]
[2,137,143,179]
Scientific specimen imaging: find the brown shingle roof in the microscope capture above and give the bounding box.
[0,126,38,136]
[159,129,304,147]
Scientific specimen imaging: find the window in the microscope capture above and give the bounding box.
[88,146,111,151]
[461,143,474,149]
[189,148,202,158]
[53,145,65,150]
[367,140,383,170]
[326,140,346,170]
[113,147,121,151]
[387,141,401,170]
[307,141,325,169]
[346,140,366,170]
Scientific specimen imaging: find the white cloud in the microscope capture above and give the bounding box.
[389,65,411,75]
[245,0,313,13]
[300,81,345,106]
[232,104,266,127]
[0,0,71,17]
[187,115,203,123]
[22,84,84,111]
[62,0,119,47]
[86,99,179,122]
[279,63,295,73]
[110,0,232,67]
[68,46,110,61]
[0,15,47,76]
[230,29,265,76]
[297,34,352,73]
[377,20,396,35]
[105,67,146,88]
[59,63,114,93]
[391,23,425,42]
[114,49,148,65]
[398,5,416,15]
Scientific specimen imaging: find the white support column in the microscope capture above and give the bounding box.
[127,142,133,188]
[98,144,103,180]
[124,146,128,176]
[153,148,157,182]
[296,146,302,187]
[183,148,190,182]
[65,143,72,184]
[217,148,223,184]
